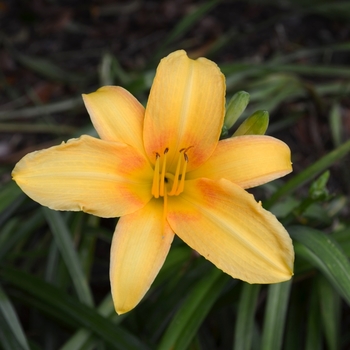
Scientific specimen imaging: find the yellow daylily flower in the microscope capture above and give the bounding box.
[12,50,294,314]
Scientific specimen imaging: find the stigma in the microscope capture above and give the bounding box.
[151,147,190,199]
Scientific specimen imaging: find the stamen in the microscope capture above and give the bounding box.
[168,150,183,195]
[151,153,160,198]
[176,153,188,195]
[163,186,168,224]
[152,147,191,199]
[159,148,168,197]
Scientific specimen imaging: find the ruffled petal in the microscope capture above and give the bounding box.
[12,135,153,218]
[143,50,225,172]
[167,178,294,283]
[83,86,145,154]
[187,135,292,188]
[110,199,174,314]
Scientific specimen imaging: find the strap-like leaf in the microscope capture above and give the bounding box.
[43,208,94,306]
[157,268,229,350]
[0,285,30,350]
[261,281,292,350]
[0,267,148,350]
[233,284,261,350]
[290,225,350,305]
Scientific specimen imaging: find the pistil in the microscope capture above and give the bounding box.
[176,153,188,195]
[168,150,183,196]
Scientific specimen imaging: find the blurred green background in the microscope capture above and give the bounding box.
[1,0,350,349]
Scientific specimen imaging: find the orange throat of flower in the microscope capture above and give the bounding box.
[151,147,191,199]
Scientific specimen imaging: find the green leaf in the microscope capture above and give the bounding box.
[317,274,340,350]
[305,279,322,350]
[0,210,44,261]
[153,0,219,61]
[333,227,350,257]
[0,285,30,350]
[329,103,342,147]
[157,268,229,350]
[284,288,304,350]
[0,267,147,350]
[233,284,261,350]
[261,281,292,350]
[0,97,83,121]
[14,51,88,84]
[290,226,350,305]
[0,181,25,228]
[61,294,124,350]
[42,208,94,306]
[0,181,23,213]
[265,139,350,208]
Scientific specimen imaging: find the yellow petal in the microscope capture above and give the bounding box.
[143,50,225,172]
[187,135,292,188]
[110,199,174,314]
[167,178,294,283]
[12,135,153,218]
[83,86,145,154]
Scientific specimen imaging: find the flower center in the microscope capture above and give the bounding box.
[151,147,191,199]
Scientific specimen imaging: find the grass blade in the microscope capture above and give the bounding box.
[305,279,322,350]
[0,97,83,121]
[317,274,340,350]
[290,225,350,305]
[42,208,94,306]
[13,51,88,84]
[329,103,342,147]
[265,139,350,207]
[0,210,44,261]
[153,0,219,61]
[61,294,123,350]
[0,181,24,228]
[233,284,261,350]
[0,267,147,350]
[157,268,229,350]
[0,285,30,350]
[261,281,292,350]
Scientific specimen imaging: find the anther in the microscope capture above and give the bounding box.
[152,147,191,198]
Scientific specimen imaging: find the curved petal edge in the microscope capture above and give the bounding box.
[143,50,226,172]
[167,178,294,283]
[187,135,292,189]
[12,135,153,218]
[110,199,175,314]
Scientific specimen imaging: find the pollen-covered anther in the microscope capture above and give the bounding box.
[151,147,190,198]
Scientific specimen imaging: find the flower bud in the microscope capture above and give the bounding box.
[224,91,250,129]
[232,110,269,136]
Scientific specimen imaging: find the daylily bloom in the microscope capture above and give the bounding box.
[12,50,294,314]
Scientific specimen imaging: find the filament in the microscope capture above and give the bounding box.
[151,153,160,198]
[159,148,168,197]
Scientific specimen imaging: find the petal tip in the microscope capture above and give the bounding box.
[115,306,131,315]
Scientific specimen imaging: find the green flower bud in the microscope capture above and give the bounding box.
[309,171,330,201]
[232,110,269,136]
[224,91,250,129]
